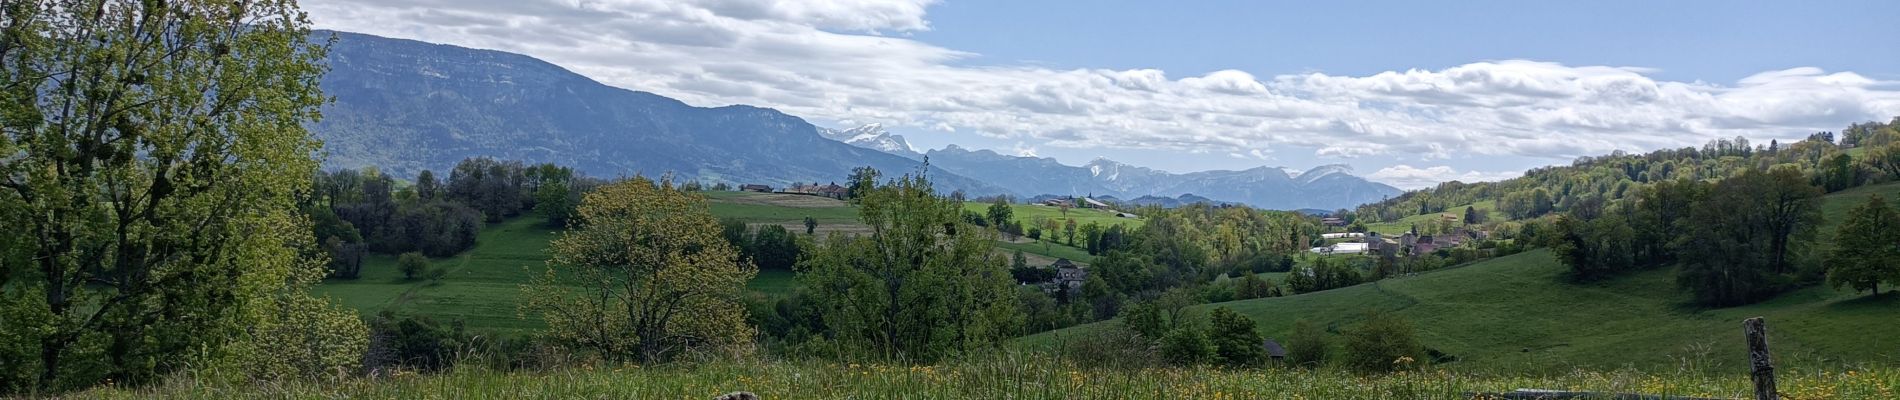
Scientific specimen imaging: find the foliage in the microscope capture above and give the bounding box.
[1826,195,1900,295]
[1676,167,1824,306]
[365,312,470,372]
[1287,319,1330,368]
[1285,258,1363,294]
[1158,325,1215,366]
[797,170,1022,361]
[803,216,818,234]
[397,252,431,280]
[1234,271,1281,300]
[1207,307,1266,367]
[1121,301,1167,340]
[1341,311,1425,373]
[0,0,344,392]
[522,177,756,363]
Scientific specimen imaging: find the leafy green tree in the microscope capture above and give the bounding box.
[1208,307,1266,367]
[398,252,431,280]
[845,166,880,201]
[523,177,756,363]
[1121,301,1167,339]
[1159,325,1215,365]
[798,171,1021,360]
[1065,218,1079,246]
[415,170,440,201]
[1828,195,1900,295]
[1235,271,1280,299]
[534,181,578,227]
[0,0,360,392]
[1676,167,1823,306]
[1462,206,1481,225]
[803,216,818,234]
[987,197,1014,230]
[750,224,801,271]
[1341,311,1425,373]
[1287,318,1330,368]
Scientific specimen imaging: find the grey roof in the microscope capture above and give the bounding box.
[1263,338,1287,358]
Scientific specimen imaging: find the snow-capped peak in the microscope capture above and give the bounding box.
[819,123,917,155]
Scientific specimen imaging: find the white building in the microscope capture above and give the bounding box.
[1320,232,1365,239]
[1309,242,1369,255]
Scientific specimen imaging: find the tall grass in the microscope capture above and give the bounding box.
[70,351,1898,399]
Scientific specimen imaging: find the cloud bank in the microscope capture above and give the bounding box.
[306,0,1900,187]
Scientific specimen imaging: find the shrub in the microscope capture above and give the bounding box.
[1208,307,1265,367]
[1288,318,1330,368]
[1159,325,1214,365]
[1341,311,1425,373]
[398,252,430,280]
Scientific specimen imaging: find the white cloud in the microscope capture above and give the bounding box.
[305,0,1900,171]
[1368,165,1524,190]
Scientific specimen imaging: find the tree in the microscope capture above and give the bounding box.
[1208,307,1266,367]
[1462,206,1482,225]
[799,171,1022,360]
[1828,195,1900,295]
[803,216,818,234]
[987,197,1014,230]
[398,252,431,280]
[1676,167,1823,306]
[1159,325,1215,365]
[1121,301,1167,339]
[523,177,756,363]
[416,170,440,201]
[1341,311,1425,373]
[1064,219,1079,247]
[1287,319,1330,368]
[845,166,880,201]
[749,224,801,271]
[0,1,361,392]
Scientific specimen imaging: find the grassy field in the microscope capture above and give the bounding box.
[311,192,1109,334]
[1023,183,1900,373]
[961,201,1146,231]
[1023,249,1900,373]
[72,353,1900,399]
[1362,200,1501,235]
[314,217,560,335]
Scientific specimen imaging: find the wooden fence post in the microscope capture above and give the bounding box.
[1743,317,1777,400]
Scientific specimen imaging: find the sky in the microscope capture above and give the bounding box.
[304,0,1900,189]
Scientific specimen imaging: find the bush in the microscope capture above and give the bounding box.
[365,312,469,372]
[1341,311,1425,373]
[1288,318,1330,368]
[1159,325,1214,365]
[1208,307,1265,367]
[398,252,430,280]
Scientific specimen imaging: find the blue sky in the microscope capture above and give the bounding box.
[307,0,1900,188]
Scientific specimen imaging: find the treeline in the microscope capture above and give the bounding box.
[1352,118,1900,224]
[303,158,599,278]
[1547,165,1900,305]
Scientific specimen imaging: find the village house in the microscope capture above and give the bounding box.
[1043,259,1088,295]
[1320,232,1365,239]
[1321,217,1347,227]
[739,184,772,193]
[782,182,848,199]
[1041,197,1074,207]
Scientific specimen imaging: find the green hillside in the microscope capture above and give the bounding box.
[313,217,560,335]
[1361,200,1501,235]
[1023,183,1900,372]
[311,192,1118,333]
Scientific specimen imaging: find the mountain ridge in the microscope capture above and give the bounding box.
[309,30,1004,194]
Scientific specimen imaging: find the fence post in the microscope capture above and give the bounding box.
[1743,317,1777,400]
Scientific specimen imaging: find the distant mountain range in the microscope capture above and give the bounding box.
[309,30,1395,210]
[308,31,1003,194]
[823,136,1399,210]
